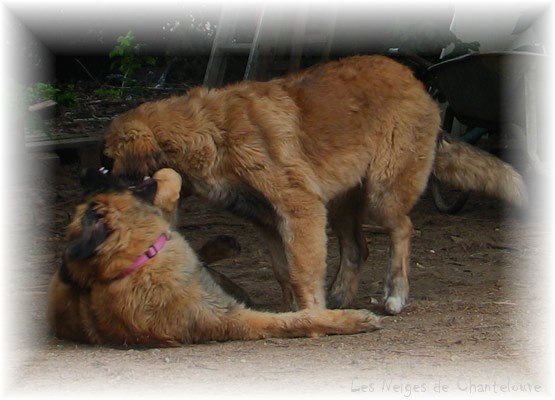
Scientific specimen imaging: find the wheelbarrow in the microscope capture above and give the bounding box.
[391,49,547,213]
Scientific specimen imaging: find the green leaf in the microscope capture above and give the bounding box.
[109,47,124,58]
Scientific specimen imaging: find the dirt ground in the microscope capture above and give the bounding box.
[3,88,552,397]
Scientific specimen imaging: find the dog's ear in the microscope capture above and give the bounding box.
[152,169,182,211]
[66,204,109,261]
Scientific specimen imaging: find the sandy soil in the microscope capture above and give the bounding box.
[3,155,551,398]
[4,84,552,397]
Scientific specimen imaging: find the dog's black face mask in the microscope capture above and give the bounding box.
[99,139,167,187]
[79,167,158,205]
[79,168,126,196]
[64,168,160,264]
[66,202,109,262]
[99,140,114,172]
[61,199,110,287]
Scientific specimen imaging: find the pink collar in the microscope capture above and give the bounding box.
[117,232,170,279]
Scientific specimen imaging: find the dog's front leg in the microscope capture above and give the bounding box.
[277,198,328,310]
[218,308,380,341]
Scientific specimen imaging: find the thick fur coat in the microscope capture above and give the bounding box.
[101,55,527,314]
[47,168,380,346]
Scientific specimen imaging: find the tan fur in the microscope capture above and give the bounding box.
[47,169,380,346]
[434,138,528,206]
[46,270,87,342]
[102,55,527,314]
[152,168,182,224]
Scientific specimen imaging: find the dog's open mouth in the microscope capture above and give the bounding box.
[128,176,156,193]
[98,167,154,192]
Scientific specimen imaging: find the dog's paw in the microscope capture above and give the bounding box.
[384,295,406,315]
[384,274,409,315]
[338,309,381,333]
[326,287,354,310]
[326,295,344,310]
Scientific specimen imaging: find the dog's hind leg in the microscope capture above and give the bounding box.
[365,177,425,315]
[377,213,413,315]
[260,227,299,311]
[327,185,369,309]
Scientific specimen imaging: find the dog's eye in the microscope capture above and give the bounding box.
[86,202,104,220]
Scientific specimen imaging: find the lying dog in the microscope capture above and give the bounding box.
[93,168,256,306]
[47,168,380,346]
[100,55,527,315]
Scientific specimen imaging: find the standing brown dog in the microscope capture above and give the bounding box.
[47,168,380,346]
[101,55,527,315]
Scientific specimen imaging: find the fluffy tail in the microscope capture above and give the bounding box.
[433,135,528,207]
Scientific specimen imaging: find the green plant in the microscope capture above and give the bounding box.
[94,87,122,98]
[56,84,79,107]
[26,82,58,103]
[109,31,156,87]
[26,82,79,107]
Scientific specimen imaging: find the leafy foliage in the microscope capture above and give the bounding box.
[26,82,79,107]
[26,82,59,103]
[93,87,122,98]
[56,84,79,107]
[109,31,156,87]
